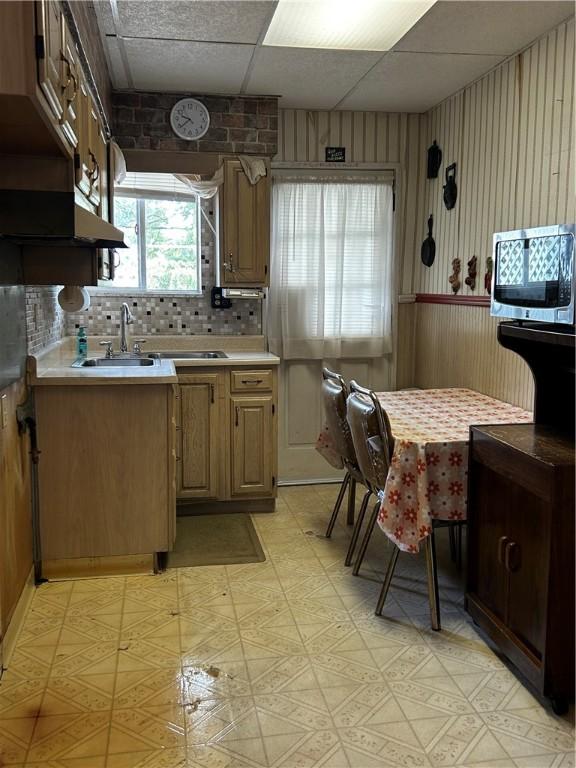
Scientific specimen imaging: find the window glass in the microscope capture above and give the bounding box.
[145,199,199,291]
[111,172,201,293]
[113,197,139,288]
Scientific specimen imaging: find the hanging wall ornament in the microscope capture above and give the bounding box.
[420,215,436,267]
[449,257,461,294]
[485,256,494,294]
[427,140,442,179]
[464,255,477,290]
[443,163,458,209]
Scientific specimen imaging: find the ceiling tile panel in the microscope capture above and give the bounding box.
[394,1,574,55]
[115,0,275,43]
[245,47,382,109]
[338,52,505,113]
[124,39,255,93]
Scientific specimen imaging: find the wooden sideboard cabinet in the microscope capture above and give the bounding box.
[466,423,575,714]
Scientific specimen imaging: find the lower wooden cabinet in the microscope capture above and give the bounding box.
[178,373,222,499]
[176,366,277,503]
[231,396,274,497]
[35,384,176,559]
[466,424,575,714]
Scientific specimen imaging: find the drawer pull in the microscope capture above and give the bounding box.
[210,383,215,404]
[242,379,263,385]
[235,406,239,426]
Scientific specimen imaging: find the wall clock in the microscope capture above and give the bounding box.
[170,98,210,141]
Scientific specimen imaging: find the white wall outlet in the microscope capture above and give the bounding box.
[0,394,7,429]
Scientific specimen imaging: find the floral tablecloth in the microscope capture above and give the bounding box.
[316,388,532,552]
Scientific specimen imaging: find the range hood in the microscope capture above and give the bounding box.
[0,190,126,249]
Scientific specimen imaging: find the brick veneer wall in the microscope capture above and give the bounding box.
[112,93,278,156]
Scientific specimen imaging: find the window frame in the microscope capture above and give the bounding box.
[91,190,202,297]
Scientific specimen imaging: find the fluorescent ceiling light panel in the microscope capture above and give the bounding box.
[263,0,437,51]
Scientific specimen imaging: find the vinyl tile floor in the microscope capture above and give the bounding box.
[0,484,573,767]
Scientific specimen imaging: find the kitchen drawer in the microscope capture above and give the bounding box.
[231,369,273,392]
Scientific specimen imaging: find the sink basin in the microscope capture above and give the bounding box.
[148,351,228,360]
[82,358,156,367]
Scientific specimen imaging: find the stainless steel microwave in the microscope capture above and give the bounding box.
[491,224,575,325]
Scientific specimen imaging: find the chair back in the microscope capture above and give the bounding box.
[321,368,357,468]
[346,380,394,492]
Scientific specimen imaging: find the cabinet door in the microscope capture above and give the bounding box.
[75,73,92,197]
[221,159,270,286]
[36,0,64,120]
[59,21,79,148]
[231,396,274,497]
[468,461,510,624]
[75,81,104,209]
[505,492,549,660]
[87,100,106,209]
[178,375,221,499]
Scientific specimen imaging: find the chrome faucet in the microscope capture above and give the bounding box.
[119,302,133,353]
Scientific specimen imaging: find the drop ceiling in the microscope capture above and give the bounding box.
[94,0,574,112]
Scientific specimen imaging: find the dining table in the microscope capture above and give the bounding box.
[316,387,533,553]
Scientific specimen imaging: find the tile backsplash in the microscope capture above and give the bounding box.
[25,286,66,355]
[66,292,261,338]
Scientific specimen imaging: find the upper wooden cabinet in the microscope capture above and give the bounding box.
[219,159,270,287]
[59,19,79,149]
[35,0,64,122]
[76,90,107,211]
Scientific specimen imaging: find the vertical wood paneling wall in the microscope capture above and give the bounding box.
[276,109,424,290]
[409,18,575,408]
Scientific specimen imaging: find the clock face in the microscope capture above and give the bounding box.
[170,98,210,141]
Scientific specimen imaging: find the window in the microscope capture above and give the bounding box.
[113,172,201,293]
[268,172,394,360]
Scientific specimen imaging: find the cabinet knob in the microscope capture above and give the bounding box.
[497,536,510,565]
[504,541,520,572]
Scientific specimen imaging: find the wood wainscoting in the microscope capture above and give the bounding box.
[0,379,33,642]
[413,302,534,410]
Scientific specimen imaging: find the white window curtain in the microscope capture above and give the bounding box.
[268,174,394,359]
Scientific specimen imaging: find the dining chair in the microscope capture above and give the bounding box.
[321,368,366,537]
[346,381,443,630]
[345,381,394,570]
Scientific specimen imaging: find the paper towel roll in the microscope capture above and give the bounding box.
[58,286,90,313]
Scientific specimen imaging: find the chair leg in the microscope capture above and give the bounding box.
[345,490,371,566]
[448,525,457,562]
[424,531,441,631]
[375,546,400,616]
[352,501,381,576]
[456,524,463,571]
[325,472,350,538]
[346,478,357,526]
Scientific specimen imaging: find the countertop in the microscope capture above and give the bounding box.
[30,335,280,386]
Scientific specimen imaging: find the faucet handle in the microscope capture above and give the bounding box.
[99,340,114,358]
[132,339,147,355]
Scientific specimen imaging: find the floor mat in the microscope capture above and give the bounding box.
[167,512,266,568]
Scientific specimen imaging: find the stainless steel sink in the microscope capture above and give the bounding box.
[147,351,228,360]
[81,357,156,367]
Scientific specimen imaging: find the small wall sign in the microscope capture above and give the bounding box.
[325,146,345,162]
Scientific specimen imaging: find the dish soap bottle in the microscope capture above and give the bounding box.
[76,326,88,360]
